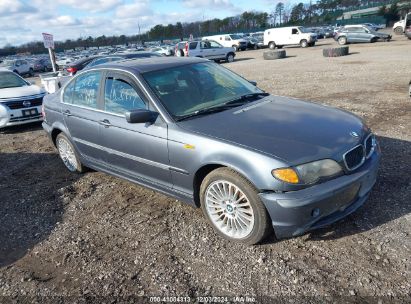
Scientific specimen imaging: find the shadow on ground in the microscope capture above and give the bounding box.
[0,151,79,267]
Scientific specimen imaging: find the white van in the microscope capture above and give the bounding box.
[202,34,247,51]
[263,27,317,49]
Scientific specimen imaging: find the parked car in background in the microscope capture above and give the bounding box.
[32,58,55,72]
[335,25,391,45]
[264,26,317,49]
[64,56,102,75]
[42,57,379,245]
[250,32,264,47]
[242,37,259,49]
[150,46,173,56]
[0,69,46,128]
[0,59,33,76]
[202,34,247,51]
[184,40,236,62]
[56,57,73,67]
[84,52,162,69]
[393,12,411,34]
[175,42,187,57]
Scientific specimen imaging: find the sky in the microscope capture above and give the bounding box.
[0,0,295,48]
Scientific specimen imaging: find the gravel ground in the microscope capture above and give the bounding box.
[1,33,410,303]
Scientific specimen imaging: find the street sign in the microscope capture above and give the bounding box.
[42,33,57,72]
[42,33,54,49]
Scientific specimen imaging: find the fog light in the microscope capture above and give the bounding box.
[312,208,320,217]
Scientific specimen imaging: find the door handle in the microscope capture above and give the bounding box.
[63,110,72,116]
[99,119,112,127]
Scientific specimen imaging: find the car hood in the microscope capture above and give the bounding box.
[177,95,366,165]
[0,85,45,100]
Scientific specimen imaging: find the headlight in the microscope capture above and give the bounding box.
[295,159,342,184]
[272,159,342,185]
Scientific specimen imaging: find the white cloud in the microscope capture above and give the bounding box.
[0,0,37,16]
[182,0,235,9]
[115,1,153,18]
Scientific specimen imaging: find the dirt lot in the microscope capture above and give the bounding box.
[1,34,410,302]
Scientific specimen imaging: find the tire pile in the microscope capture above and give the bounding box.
[323,46,349,57]
[263,50,286,60]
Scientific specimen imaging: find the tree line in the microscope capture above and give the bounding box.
[0,0,407,56]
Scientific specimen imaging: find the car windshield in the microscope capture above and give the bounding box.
[0,71,29,89]
[143,62,264,120]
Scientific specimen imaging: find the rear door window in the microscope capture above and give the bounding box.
[189,42,198,50]
[64,71,101,109]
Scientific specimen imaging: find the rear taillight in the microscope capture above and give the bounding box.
[185,42,189,57]
[67,67,77,74]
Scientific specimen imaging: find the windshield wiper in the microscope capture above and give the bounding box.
[176,104,234,121]
[175,92,269,122]
[224,92,269,106]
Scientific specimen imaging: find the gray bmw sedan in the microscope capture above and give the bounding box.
[42,57,380,244]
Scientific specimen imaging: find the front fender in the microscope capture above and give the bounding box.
[168,126,289,195]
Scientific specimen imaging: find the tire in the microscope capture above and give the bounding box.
[29,68,34,77]
[253,44,258,50]
[56,133,85,173]
[309,42,316,47]
[300,39,308,48]
[409,82,411,98]
[200,168,272,245]
[268,42,276,50]
[338,36,347,45]
[322,46,349,57]
[276,45,283,49]
[226,53,235,63]
[394,26,403,35]
[370,37,378,43]
[232,45,238,51]
[263,50,286,60]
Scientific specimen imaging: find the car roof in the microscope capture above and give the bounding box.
[94,57,208,74]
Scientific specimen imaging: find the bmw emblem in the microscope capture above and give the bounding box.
[350,131,359,138]
[22,100,31,107]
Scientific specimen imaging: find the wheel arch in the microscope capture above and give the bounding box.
[192,160,265,207]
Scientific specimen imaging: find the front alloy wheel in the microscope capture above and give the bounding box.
[200,168,272,244]
[205,180,255,239]
[226,53,234,63]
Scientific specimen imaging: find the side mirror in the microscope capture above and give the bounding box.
[125,109,158,124]
[249,80,257,86]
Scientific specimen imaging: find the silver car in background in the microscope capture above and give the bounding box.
[42,57,380,244]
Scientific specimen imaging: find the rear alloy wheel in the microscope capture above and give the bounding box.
[226,53,235,63]
[268,42,276,50]
[338,36,347,45]
[200,168,272,245]
[300,39,308,48]
[56,133,85,173]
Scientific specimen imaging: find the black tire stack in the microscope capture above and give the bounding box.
[322,46,349,57]
[263,50,286,60]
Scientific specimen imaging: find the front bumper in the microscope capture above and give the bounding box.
[0,105,43,128]
[259,150,380,239]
